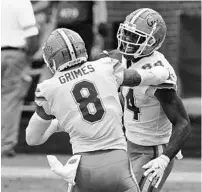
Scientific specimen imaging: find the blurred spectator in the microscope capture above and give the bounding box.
[91,1,108,60]
[31,1,59,66]
[1,0,39,157]
[56,1,108,60]
[38,1,108,83]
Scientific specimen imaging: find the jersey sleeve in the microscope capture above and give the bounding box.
[106,56,125,87]
[112,59,125,87]
[35,83,52,115]
[99,50,125,86]
[156,67,177,90]
[145,54,177,97]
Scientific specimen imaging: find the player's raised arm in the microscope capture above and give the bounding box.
[100,50,169,87]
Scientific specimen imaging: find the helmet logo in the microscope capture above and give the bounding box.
[44,45,53,54]
[147,15,159,27]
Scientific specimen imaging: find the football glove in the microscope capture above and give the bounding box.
[142,154,170,188]
[47,155,81,186]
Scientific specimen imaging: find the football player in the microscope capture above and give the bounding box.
[116,8,191,191]
[25,28,169,192]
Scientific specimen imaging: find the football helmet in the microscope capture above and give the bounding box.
[117,8,167,59]
[42,28,88,74]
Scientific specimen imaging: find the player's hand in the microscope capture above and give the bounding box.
[142,155,170,188]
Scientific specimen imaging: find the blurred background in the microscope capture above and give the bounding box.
[1,1,201,192]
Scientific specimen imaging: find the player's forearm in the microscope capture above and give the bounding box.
[26,112,52,146]
[38,119,59,144]
[121,66,169,87]
[121,69,141,86]
[163,119,191,160]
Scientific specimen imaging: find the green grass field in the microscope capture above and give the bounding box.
[1,155,201,192]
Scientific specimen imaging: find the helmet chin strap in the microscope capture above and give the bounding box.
[133,44,146,58]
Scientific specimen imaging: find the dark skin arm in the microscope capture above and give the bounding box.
[154,88,191,160]
[121,69,141,87]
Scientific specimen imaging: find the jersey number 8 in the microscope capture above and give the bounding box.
[72,80,105,124]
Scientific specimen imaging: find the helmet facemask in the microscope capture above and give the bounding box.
[117,22,157,59]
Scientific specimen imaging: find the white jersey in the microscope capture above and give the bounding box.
[122,51,177,146]
[35,57,127,154]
